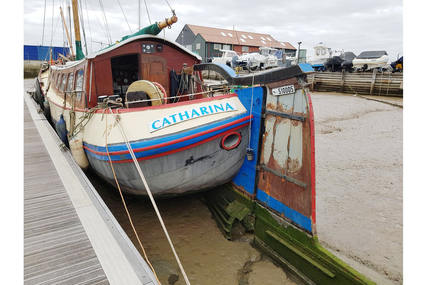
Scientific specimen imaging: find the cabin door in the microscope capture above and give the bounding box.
[140,55,169,98]
[111,54,139,96]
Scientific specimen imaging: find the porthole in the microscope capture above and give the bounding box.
[221,132,242,150]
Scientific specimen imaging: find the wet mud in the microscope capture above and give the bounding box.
[87,170,296,285]
[311,92,403,284]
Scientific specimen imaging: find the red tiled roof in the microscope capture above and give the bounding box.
[186,24,296,50]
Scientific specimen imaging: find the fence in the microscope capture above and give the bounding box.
[307,70,403,97]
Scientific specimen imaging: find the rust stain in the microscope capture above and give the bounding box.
[276,103,294,114]
[287,157,301,173]
[266,102,276,111]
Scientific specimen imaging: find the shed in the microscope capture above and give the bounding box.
[24,45,71,61]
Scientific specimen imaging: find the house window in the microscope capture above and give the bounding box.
[196,43,201,50]
[214,44,221,50]
[223,44,231,50]
[242,46,249,52]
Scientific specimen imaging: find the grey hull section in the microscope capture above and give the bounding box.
[87,127,249,197]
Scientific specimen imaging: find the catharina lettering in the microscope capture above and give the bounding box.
[148,101,238,132]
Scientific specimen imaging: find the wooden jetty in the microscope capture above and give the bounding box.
[24,86,158,285]
[307,70,403,97]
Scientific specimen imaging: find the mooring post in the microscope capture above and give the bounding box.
[340,69,345,93]
[370,68,377,95]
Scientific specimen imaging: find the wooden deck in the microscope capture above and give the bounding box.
[23,81,158,285]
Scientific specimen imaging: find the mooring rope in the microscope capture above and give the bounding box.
[104,110,161,284]
[246,73,256,155]
[106,108,191,285]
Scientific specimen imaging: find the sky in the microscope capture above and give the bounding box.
[23,0,404,62]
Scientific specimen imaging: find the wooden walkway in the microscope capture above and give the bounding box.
[23,83,158,285]
[307,70,403,97]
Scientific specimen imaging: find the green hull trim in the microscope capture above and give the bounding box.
[205,184,375,284]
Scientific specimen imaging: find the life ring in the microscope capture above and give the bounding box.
[126,80,165,106]
[152,82,168,104]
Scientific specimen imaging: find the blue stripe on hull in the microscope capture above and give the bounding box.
[87,126,250,196]
[84,112,250,161]
[256,189,312,232]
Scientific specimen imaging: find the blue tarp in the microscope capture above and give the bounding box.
[24,45,70,61]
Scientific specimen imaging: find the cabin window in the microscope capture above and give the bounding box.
[76,69,84,91]
[56,73,62,88]
[60,74,67,92]
[223,45,231,50]
[66,73,74,92]
[196,43,201,50]
[242,46,249,52]
[214,44,221,50]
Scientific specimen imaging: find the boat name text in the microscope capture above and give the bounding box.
[149,101,238,132]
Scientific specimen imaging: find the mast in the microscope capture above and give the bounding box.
[59,7,75,58]
[71,0,85,60]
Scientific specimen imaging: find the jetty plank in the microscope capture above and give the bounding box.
[23,85,158,285]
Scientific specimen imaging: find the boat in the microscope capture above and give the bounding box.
[34,1,314,197]
[209,49,240,67]
[340,52,357,72]
[236,47,279,71]
[307,42,342,71]
[390,55,403,73]
[323,51,356,72]
[352,50,389,72]
[34,3,254,197]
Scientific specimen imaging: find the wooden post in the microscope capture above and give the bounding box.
[370,68,377,95]
[339,69,345,93]
[311,73,315,91]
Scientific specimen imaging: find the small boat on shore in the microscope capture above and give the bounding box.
[307,42,342,71]
[352,50,389,72]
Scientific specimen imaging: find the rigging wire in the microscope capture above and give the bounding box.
[85,0,109,50]
[42,0,47,47]
[50,0,55,52]
[78,0,89,55]
[116,0,133,34]
[98,0,112,44]
[143,0,151,26]
[82,0,93,53]
[165,0,174,13]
